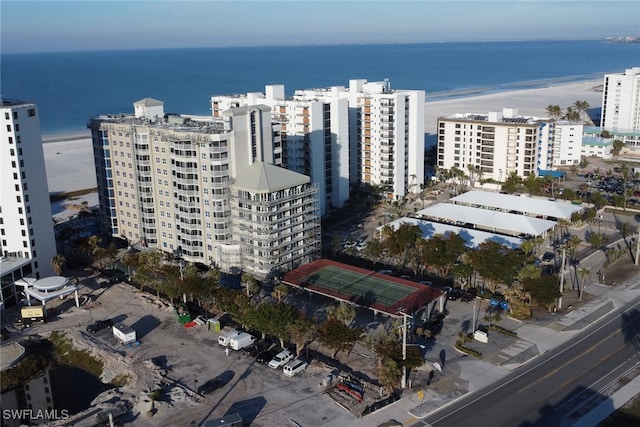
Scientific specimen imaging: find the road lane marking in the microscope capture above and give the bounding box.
[518,327,624,394]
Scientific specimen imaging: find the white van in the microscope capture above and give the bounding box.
[218,329,240,347]
[282,358,308,377]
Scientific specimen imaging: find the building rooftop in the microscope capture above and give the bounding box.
[233,161,309,193]
[133,97,164,107]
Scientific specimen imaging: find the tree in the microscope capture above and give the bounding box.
[563,106,580,122]
[133,250,164,297]
[420,233,466,278]
[241,273,259,297]
[523,275,561,310]
[378,358,402,395]
[452,262,474,289]
[577,268,589,302]
[612,139,624,156]
[545,104,562,119]
[288,315,317,357]
[87,235,106,271]
[466,164,483,188]
[373,336,424,393]
[501,171,521,194]
[503,282,532,319]
[271,283,289,302]
[381,222,422,267]
[468,241,526,292]
[317,317,364,359]
[121,251,140,280]
[573,100,591,123]
[50,254,65,276]
[327,302,356,326]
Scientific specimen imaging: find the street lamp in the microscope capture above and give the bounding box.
[498,169,503,191]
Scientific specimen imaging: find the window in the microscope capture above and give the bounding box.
[27,108,35,117]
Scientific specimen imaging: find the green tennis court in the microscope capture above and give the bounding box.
[283,259,440,316]
[303,265,415,307]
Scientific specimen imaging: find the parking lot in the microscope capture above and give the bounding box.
[4,270,415,427]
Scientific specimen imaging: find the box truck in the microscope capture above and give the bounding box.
[228,332,256,351]
[218,329,240,347]
[20,306,46,326]
[113,323,137,345]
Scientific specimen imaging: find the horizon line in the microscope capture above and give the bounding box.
[2,36,633,55]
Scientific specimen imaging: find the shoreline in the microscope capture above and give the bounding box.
[39,74,610,138]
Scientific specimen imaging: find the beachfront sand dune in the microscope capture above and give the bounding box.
[41,80,605,194]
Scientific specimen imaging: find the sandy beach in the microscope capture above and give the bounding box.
[424,79,604,134]
[41,79,606,194]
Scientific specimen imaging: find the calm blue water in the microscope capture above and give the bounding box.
[1,40,638,134]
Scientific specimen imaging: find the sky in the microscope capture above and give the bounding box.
[1,0,639,54]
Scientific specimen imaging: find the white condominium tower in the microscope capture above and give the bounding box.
[88,99,320,280]
[601,67,640,145]
[437,108,581,182]
[338,79,425,199]
[211,79,426,206]
[0,99,57,282]
[212,85,349,215]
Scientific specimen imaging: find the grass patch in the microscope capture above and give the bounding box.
[490,324,518,337]
[110,374,131,387]
[50,331,103,377]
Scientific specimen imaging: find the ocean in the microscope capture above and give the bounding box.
[1,39,638,134]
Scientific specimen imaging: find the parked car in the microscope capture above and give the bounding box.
[447,288,464,301]
[241,338,272,357]
[283,358,309,377]
[541,252,555,262]
[461,292,476,303]
[86,318,114,334]
[268,350,294,369]
[256,349,279,364]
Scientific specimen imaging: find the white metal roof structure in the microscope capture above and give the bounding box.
[15,276,79,308]
[380,217,524,249]
[416,203,556,237]
[450,191,582,220]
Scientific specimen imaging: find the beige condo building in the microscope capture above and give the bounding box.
[88,99,320,279]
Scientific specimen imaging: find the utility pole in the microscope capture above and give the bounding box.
[635,225,640,266]
[397,310,412,389]
[558,247,566,309]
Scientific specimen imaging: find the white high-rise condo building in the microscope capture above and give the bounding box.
[437,108,581,182]
[1,99,57,307]
[601,67,640,145]
[88,99,320,280]
[212,85,349,215]
[212,79,426,206]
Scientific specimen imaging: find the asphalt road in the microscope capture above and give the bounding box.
[414,296,640,427]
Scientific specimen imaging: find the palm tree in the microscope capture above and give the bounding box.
[51,254,65,276]
[241,273,259,297]
[545,104,562,119]
[563,106,581,122]
[612,139,624,156]
[573,100,591,123]
[272,283,289,302]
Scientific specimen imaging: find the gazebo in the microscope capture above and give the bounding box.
[15,276,79,308]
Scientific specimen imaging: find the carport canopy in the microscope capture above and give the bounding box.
[416,203,556,237]
[449,191,582,220]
